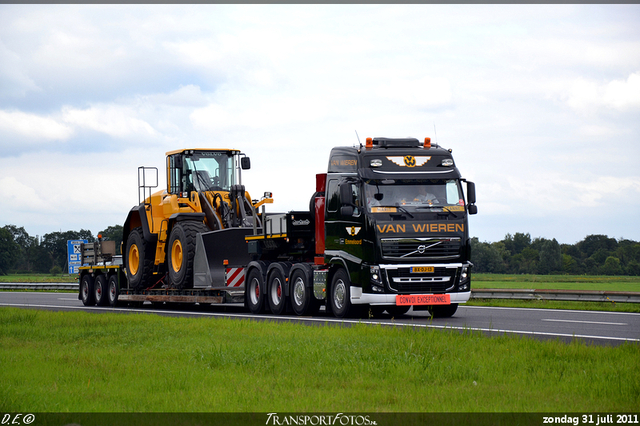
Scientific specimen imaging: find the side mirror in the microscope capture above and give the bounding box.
[241,157,251,170]
[466,181,476,205]
[466,181,477,215]
[339,183,355,217]
[339,183,354,206]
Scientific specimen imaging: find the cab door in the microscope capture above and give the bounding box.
[324,178,366,268]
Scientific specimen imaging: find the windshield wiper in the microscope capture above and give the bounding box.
[441,206,458,218]
[416,205,459,218]
[394,205,414,218]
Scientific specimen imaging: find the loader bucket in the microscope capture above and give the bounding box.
[193,228,255,288]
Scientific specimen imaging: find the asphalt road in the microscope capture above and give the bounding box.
[1,291,639,346]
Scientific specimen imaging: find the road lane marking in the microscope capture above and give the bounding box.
[542,318,627,326]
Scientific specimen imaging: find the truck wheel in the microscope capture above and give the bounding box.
[108,274,120,307]
[429,303,458,318]
[80,274,95,306]
[94,274,108,306]
[246,268,265,314]
[290,269,320,316]
[167,221,208,289]
[329,268,354,318]
[126,227,154,290]
[267,268,287,315]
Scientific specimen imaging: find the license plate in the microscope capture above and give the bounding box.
[396,294,451,306]
[411,266,434,273]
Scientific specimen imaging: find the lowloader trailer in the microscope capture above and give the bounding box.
[79,137,477,318]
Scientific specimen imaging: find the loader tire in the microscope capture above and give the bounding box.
[125,227,154,290]
[167,221,208,289]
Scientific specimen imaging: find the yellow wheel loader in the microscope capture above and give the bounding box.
[122,149,267,290]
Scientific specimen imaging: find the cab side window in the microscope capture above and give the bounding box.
[327,179,339,213]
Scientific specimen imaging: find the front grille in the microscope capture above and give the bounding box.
[385,266,459,293]
[381,237,461,260]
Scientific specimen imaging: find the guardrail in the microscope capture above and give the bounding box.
[0,282,79,291]
[2,283,639,303]
[471,289,640,304]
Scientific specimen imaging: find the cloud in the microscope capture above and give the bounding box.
[0,110,73,141]
[141,84,209,108]
[0,176,45,210]
[61,104,159,139]
[0,4,639,244]
[563,72,640,113]
[0,40,40,98]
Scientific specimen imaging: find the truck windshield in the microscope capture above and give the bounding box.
[364,179,464,213]
[185,152,235,192]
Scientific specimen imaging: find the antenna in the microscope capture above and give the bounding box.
[433,124,438,147]
[355,130,362,147]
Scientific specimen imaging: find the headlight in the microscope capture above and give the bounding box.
[370,265,384,292]
[370,265,380,283]
[459,264,470,291]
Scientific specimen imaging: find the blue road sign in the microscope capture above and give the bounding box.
[67,239,88,274]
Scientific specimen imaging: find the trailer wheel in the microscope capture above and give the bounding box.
[167,221,207,289]
[246,268,265,314]
[126,227,154,290]
[429,303,458,318]
[290,269,320,316]
[80,274,95,306]
[107,274,119,307]
[94,274,108,306]
[267,268,287,315]
[329,268,354,318]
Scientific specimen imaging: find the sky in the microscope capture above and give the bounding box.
[1,4,639,245]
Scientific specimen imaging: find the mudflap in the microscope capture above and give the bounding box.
[193,228,255,288]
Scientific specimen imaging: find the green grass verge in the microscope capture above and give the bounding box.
[473,274,640,292]
[1,307,638,413]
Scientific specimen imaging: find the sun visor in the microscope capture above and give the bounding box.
[359,167,461,180]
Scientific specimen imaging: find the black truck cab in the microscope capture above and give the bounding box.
[323,137,477,316]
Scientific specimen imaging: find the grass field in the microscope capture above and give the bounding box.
[1,307,638,413]
[473,274,640,292]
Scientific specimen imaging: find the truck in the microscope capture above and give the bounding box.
[79,137,477,318]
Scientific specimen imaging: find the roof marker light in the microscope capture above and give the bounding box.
[366,137,373,148]
[424,137,431,148]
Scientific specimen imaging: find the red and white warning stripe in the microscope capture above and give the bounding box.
[226,268,245,287]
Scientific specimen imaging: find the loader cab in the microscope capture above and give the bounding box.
[166,149,251,196]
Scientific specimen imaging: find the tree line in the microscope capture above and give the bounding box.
[0,224,123,275]
[1,224,639,276]
[471,233,640,276]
